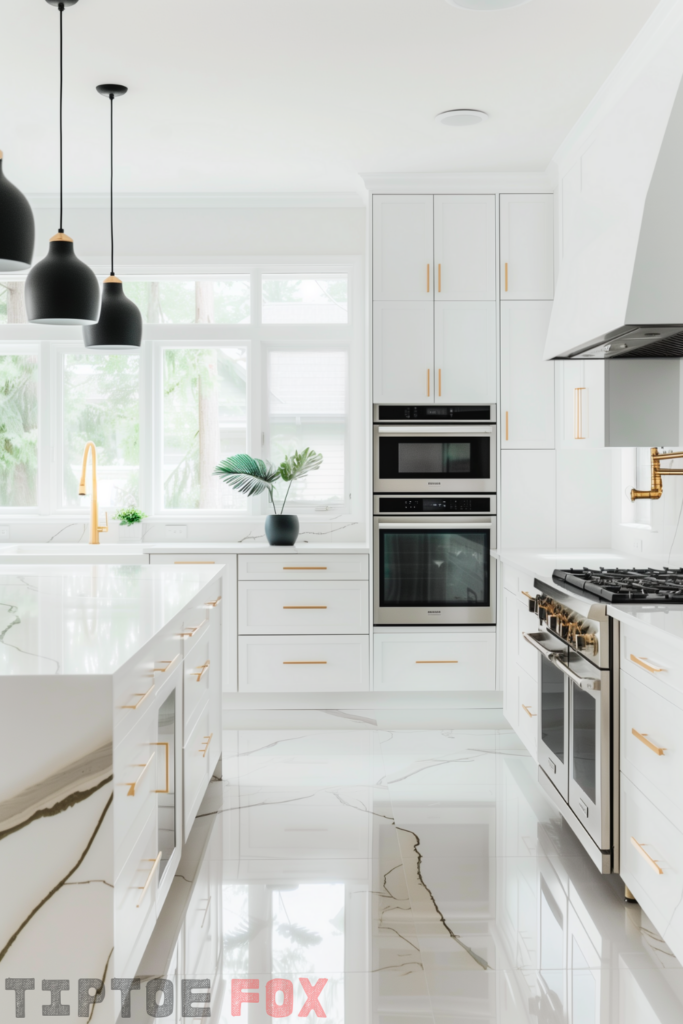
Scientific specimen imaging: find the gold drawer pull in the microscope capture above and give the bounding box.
[522,704,537,718]
[574,387,586,440]
[416,660,458,664]
[151,741,170,793]
[175,623,203,639]
[630,654,665,674]
[174,561,216,564]
[283,605,327,609]
[504,262,508,292]
[438,368,442,397]
[136,852,162,906]
[126,753,155,797]
[631,837,663,875]
[122,682,155,711]
[200,733,214,758]
[505,410,509,441]
[438,263,441,293]
[283,566,327,570]
[191,660,210,681]
[204,595,222,607]
[151,653,181,674]
[284,660,327,665]
[521,591,534,601]
[632,729,665,756]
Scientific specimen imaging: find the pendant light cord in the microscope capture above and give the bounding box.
[109,94,114,276]
[58,2,64,234]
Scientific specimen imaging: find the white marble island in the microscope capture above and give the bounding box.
[0,564,223,1022]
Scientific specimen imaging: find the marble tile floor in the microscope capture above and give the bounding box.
[204,711,683,1023]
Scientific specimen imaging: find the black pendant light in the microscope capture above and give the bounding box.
[0,150,35,272]
[25,0,100,325]
[83,85,142,349]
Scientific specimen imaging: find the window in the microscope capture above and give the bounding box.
[0,261,362,519]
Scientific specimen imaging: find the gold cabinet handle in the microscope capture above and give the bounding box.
[630,654,665,674]
[438,263,441,293]
[631,837,663,875]
[427,368,430,397]
[504,262,508,292]
[283,605,327,609]
[126,753,155,797]
[283,566,328,570]
[199,733,213,758]
[522,704,537,718]
[283,660,327,665]
[438,368,442,397]
[174,561,216,564]
[204,595,222,607]
[175,622,205,639]
[427,263,430,292]
[632,728,665,756]
[574,387,586,440]
[415,660,458,664]
[191,660,210,681]
[151,741,170,793]
[151,653,181,674]
[521,591,534,600]
[136,852,162,906]
[505,411,509,441]
[122,682,155,711]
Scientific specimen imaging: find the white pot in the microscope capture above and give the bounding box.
[118,522,142,542]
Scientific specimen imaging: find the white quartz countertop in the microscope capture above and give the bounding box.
[495,548,683,652]
[0,541,370,563]
[0,563,222,676]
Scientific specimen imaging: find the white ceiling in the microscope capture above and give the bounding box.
[1,0,662,196]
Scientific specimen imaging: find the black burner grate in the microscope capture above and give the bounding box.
[553,567,683,603]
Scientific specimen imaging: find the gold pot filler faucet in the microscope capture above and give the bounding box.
[631,447,683,501]
[79,441,109,544]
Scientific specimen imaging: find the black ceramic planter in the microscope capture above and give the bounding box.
[265,514,299,546]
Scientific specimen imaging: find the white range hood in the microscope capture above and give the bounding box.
[545,54,683,360]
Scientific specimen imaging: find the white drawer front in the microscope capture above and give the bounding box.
[239,635,370,692]
[184,631,212,737]
[373,632,495,691]
[621,774,683,951]
[238,552,368,580]
[238,581,369,635]
[621,626,683,698]
[114,703,158,872]
[184,700,213,840]
[517,665,538,758]
[114,808,159,977]
[621,668,683,829]
[114,635,182,743]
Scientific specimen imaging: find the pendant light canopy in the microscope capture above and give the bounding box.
[0,151,35,272]
[83,85,142,349]
[25,0,100,325]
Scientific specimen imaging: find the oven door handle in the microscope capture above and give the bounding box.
[522,632,601,691]
[377,425,494,437]
[378,523,493,530]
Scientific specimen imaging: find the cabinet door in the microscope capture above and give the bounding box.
[434,194,495,300]
[501,449,556,549]
[373,301,434,403]
[435,301,496,403]
[373,194,434,300]
[500,194,554,300]
[556,360,605,449]
[501,301,554,448]
[503,591,520,730]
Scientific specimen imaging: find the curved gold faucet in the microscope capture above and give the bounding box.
[631,447,683,501]
[79,442,108,544]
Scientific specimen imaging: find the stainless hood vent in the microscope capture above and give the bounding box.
[546,53,683,360]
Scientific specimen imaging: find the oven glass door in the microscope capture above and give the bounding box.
[375,428,494,492]
[568,675,608,850]
[538,652,569,800]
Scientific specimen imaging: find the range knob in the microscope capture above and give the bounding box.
[549,615,559,631]
[561,623,570,640]
[538,607,547,622]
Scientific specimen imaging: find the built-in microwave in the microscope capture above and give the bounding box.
[373,405,496,494]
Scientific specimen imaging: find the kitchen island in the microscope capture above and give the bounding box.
[0,563,223,1021]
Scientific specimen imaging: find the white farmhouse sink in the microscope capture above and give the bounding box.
[0,543,147,564]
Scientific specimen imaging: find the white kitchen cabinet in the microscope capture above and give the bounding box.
[373,301,434,403]
[373,629,495,691]
[373,194,434,300]
[500,193,554,300]
[239,634,370,692]
[556,359,605,449]
[435,301,496,403]
[434,194,496,300]
[501,449,556,549]
[501,301,554,449]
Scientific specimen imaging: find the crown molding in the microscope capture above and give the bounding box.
[26,192,366,210]
[360,170,555,194]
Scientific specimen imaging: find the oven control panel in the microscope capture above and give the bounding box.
[377,496,492,513]
[375,404,495,422]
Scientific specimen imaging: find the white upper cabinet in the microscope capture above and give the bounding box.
[435,302,496,404]
[372,195,434,300]
[500,194,554,300]
[373,301,434,404]
[501,301,554,449]
[434,195,496,300]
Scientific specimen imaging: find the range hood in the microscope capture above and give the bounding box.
[545,53,683,360]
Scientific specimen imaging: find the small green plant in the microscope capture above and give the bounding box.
[214,448,323,515]
[114,506,147,526]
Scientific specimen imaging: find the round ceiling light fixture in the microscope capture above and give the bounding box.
[436,109,489,127]
[446,0,532,9]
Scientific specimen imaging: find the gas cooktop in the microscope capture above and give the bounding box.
[553,567,683,603]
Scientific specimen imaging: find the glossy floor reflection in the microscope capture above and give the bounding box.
[200,710,683,1022]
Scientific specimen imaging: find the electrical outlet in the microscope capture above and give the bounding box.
[0,526,9,540]
[165,524,188,540]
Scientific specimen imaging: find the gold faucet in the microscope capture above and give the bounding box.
[79,441,109,544]
[631,447,683,501]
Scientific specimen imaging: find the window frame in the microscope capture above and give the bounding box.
[0,257,364,522]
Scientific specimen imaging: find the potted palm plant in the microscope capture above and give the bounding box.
[214,448,323,545]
